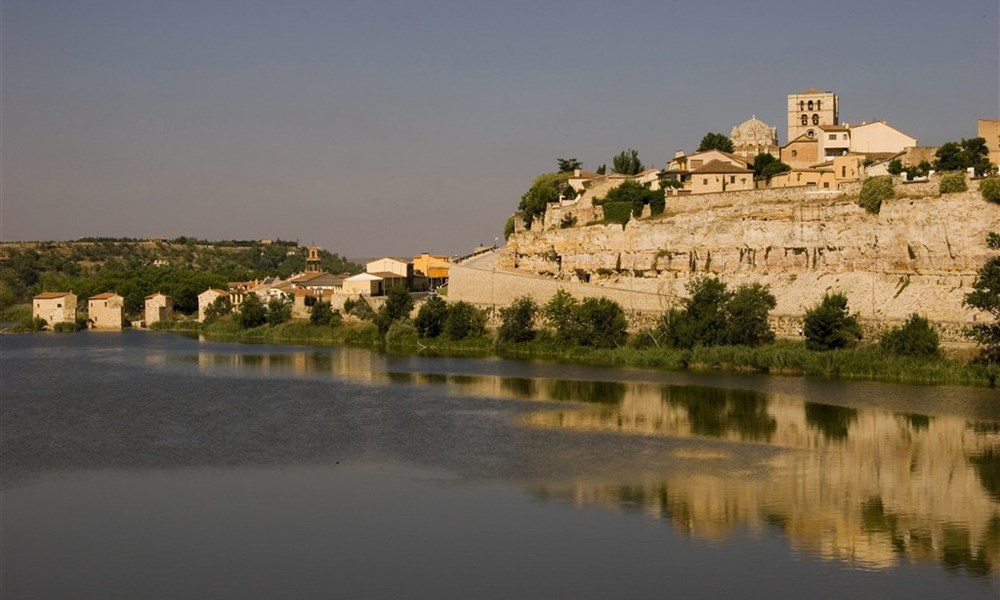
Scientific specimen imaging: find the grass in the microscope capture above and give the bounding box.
[147,320,998,387]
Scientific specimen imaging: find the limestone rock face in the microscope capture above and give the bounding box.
[499,190,1000,323]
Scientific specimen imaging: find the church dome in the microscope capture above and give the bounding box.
[731,116,777,140]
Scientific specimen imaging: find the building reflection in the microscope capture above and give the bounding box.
[189,347,1000,576]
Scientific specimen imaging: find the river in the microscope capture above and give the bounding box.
[2,331,998,599]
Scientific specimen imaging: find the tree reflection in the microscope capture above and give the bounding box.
[662,386,776,442]
[969,447,1000,503]
[804,402,858,441]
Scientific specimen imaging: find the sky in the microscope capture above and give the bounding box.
[2,0,998,258]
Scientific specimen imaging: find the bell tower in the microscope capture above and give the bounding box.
[306,246,321,273]
[787,88,838,142]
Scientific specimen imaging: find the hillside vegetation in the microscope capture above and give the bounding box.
[0,237,360,314]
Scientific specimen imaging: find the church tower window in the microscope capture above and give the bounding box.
[812,114,820,125]
[801,114,808,126]
[807,100,814,110]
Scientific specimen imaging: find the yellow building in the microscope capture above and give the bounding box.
[144,293,174,326]
[780,134,820,169]
[413,253,450,289]
[198,289,229,322]
[978,118,1000,168]
[32,292,77,326]
[88,292,124,329]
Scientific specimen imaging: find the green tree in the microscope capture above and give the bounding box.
[310,300,334,325]
[497,296,538,343]
[981,178,1000,204]
[557,158,582,173]
[612,149,644,175]
[886,159,904,176]
[376,286,414,334]
[659,277,732,348]
[697,133,735,154]
[544,289,583,343]
[504,215,516,240]
[879,314,939,357]
[802,293,863,350]
[266,297,292,325]
[595,164,606,175]
[236,293,268,328]
[414,294,448,338]
[203,295,233,323]
[576,297,628,348]
[598,180,664,217]
[964,233,1000,361]
[724,283,777,346]
[858,176,894,214]
[518,173,567,227]
[443,301,487,340]
[753,153,791,181]
[939,172,968,194]
[935,137,992,176]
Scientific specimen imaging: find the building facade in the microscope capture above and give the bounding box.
[144,293,174,325]
[88,293,124,329]
[730,116,779,159]
[787,89,839,142]
[32,292,77,326]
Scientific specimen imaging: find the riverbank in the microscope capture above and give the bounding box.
[152,319,999,388]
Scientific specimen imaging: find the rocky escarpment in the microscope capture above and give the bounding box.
[498,183,1000,324]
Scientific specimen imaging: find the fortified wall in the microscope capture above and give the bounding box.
[451,178,999,340]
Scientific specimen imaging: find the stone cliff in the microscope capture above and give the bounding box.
[493,179,999,330]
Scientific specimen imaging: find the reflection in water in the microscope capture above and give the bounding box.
[183,347,1000,577]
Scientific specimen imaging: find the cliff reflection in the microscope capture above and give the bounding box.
[189,348,1000,576]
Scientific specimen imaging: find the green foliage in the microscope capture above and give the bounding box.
[24,316,48,331]
[343,297,376,321]
[376,287,415,334]
[753,153,791,181]
[576,297,628,348]
[266,297,292,325]
[385,320,419,345]
[52,321,82,333]
[414,295,448,338]
[543,290,583,343]
[939,171,968,194]
[310,300,335,326]
[557,158,582,173]
[443,301,487,340]
[560,214,578,228]
[879,314,939,357]
[935,137,991,176]
[504,215,516,240]
[964,235,1000,362]
[203,295,232,323]
[981,178,1000,204]
[599,201,633,225]
[612,149,644,175]
[697,133,735,154]
[887,159,904,176]
[858,176,894,214]
[802,293,863,351]
[497,296,538,343]
[598,180,664,218]
[236,293,268,329]
[595,164,606,175]
[518,173,567,227]
[658,278,776,348]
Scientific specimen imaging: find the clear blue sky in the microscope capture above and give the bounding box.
[3,0,998,257]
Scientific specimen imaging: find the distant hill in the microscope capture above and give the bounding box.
[0,237,361,314]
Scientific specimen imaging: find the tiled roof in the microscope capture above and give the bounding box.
[690,160,752,174]
[89,292,119,300]
[33,292,72,299]
[369,271,407,279]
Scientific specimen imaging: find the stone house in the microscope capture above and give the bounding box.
[978,118,1000,168]
[144,293,174,326]
[32,292,77,326]
[780,133,820,169]
[88,292,125,329]
[848,120,917,154]
[198,289,230,322]
[342,273,384,296]
[665,150,753,195]
[366,257,414,290]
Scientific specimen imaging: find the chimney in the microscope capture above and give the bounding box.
[573,168,581,177]
[674,149,684,158]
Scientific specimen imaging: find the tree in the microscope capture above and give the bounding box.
[203,295,233,323]
[659,277,731,348]
[557,158,582,173]
[266,296,292,325]
[576,297,628,348]
[236,293,267,329]
[964,232,1000,361]
[981,178,1000,204]
[858,176,894,214]
[497,296,538,343]
[443,301,487,340]
[753,153,790,181]
[518,173,566,227]
[935,137,992,176]
[598,180,664,217]
[595,164,606,175]
[414,294,448,338]
[697,133,735,154]
[724,283,777,346]
[802,293,862,350]
[879,314,939,357]
[310,300,334,325]
[376,286,415,334]
[543,289,583,343]
[612,149,644,175]
[886,159,904,176]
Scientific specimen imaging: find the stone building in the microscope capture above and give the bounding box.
[144,293,174,326]
[32,292,77,326]
[730,116,779,160]
[88,292,124,329]
[787,88,839,142]
[979,118,1000,168]
[198,289,229,322]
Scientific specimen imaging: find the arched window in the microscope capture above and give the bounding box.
[816,100,822,110]
[799,100,805,111]
[807,100,814,110]
[801,114,808,126]
[812,114,820,125]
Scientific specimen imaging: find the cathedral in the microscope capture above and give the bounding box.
[730,116,779,160]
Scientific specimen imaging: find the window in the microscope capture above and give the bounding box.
[702,178,708,185]
[829,134,837,140]
[823,182,830,188]
[816,100,822,110]
[56,303,61,308]
[730,176,736,183]
[799,100,805,111]
[801,115,808,126]
[808,100,814,110]
[792,150,798,157]
[806,129,815,138]
[812,114,820,125]
[843,134,848,140]
[841,166,846,177]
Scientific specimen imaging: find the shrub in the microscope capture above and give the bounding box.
[267,297,292,325]
[343,297,376,321]
[559,214,577,229]
[497,296,538,343]
[858,176,893,214]
[724,283,777,346]
[504,215,516,240]
[939,172,967,194]
[658,278,776,348]
[965,233,1000,362]
[443,301,487,340]
[203,295,232,323]
[649,192,665,216]
[576,297,627,348]
[22,316,48,331]
[802,293,862,350]
[543,290,583,343]
[375,287,414,335]
[981,178,1000,204]
[385,320,418,345]
[53,321,81,332]
[600,201,632,225]
[236,293,268,329]
[879,314,939,357]
[414,295,448,338]
[310,300,334,326]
